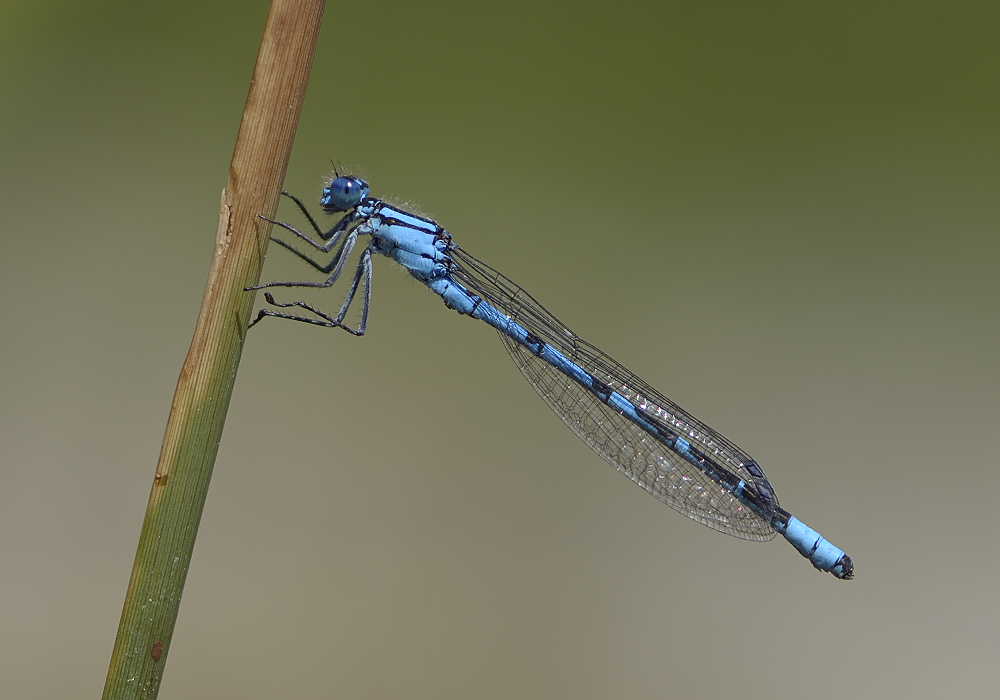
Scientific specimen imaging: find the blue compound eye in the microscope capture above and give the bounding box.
[320,176,369,212]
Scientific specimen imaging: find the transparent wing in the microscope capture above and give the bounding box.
[450,245,778,541]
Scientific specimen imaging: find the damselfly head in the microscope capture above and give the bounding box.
[320,176,369,213]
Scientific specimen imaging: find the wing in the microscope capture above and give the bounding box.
[449,245,778,541]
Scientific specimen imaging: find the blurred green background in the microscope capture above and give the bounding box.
[1,1,997,698]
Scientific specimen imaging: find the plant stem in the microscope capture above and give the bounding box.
[102,2,326,697]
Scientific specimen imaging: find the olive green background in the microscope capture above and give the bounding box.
[1,2,997,698]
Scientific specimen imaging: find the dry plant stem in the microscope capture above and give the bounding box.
[102,1,326,698]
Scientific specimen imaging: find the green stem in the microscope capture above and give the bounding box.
[102,2,326,697]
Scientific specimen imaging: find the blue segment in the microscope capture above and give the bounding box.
[251,176,854,581]
[545,348,592,386]
[377,205,440,233]
[429,277,475,313]
[776,517,851,578]
[376,223,443,256]
[387,248,442,278]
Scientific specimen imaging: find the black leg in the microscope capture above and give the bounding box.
[247,244,374,336]
[246,229,360,292]
[269,236,345,274]
[247,301,364,336]
[258,213,360,254]
[332,245,373,334]
[280,190,327,238]
[281,190,359,242]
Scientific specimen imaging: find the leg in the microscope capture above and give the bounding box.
[280,190,353,241]
[259,211,361,253]
[247,294,366,336]
[280,189,362,243]
[248,246,374,335]
[280,190,328,238]
[333,244,373,333]
[246,228,360,292]
[270,236,346,274]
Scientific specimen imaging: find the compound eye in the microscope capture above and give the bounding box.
[320,176,369,212]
